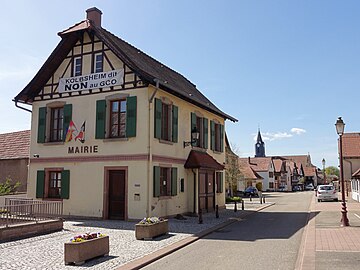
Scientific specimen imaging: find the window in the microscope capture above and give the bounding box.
[269,182,274,189]
[153,166,177,197]
[216,172,223,193]
[110,99,127,138]
[37,104,72,143]
[50,107,64,142]
[191,113,208,148]
[73,57,82,76]
[210,120,224,152]
[96,96,137,139]
[49,171,61,198]
[36,169,70,199]
[94,53,103,73]
[269,172,274,178]
[154,98,178,143]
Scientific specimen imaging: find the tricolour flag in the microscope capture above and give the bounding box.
[65,121,77,142]
[75,121,86,143]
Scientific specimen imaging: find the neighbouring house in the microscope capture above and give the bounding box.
[239,157,275,191]
[341,133,360,202]
[14,8,237,220]
[0,130,30,192]
[272,157,291,191]
[237,158,263,191]
[282,154,317,187]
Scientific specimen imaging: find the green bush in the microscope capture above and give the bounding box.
[226,196,242,203]
[0,177,21,195]
[256,182,263,192]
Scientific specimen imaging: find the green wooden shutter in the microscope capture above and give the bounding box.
[203,118,208,149]
[219,172,223,193]
[96,100,106,139]
[37,107,47,143]
[126,96,137,137]
[171,168,178,196]
[36,170,45,198]
[210,120,215,150]
[61,170,70,199]
[153,166,160,197]
[172,105,178,143]
[63,104,72,141]
[220,124,224,152]
[154,98,162,139]
[191,112,197,130]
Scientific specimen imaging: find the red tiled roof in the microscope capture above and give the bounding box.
[240,157,272,172]
[0,130,30,160]
[342,133,360,158]
[184,150,224,170]
[303,166,316,177]
[238,159,263,180]
[273,159,284,173]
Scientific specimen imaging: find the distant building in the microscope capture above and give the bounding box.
[0,130,30,192]
[237,158,263,191]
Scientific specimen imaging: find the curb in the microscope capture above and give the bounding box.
[117,202,275,270]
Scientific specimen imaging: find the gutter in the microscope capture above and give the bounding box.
[14,101,32,113]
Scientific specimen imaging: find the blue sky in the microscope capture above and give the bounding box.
[1,0,359,168]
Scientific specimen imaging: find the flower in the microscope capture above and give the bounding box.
[137,216,164,225]
[69,232,105,242]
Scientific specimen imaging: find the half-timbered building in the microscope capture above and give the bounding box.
[14,8,237,220]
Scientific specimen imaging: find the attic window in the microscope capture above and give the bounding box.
[94,53,103,73]
[73,57,82,76]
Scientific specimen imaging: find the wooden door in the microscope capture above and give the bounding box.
[108,170,125,220]
[199,170,215,212]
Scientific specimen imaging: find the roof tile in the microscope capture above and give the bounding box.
[0,130,30,160]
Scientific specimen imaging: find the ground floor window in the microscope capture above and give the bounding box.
[48,171,62,198]
[216,172,223,193]
[36,169,70,199]
[269,182,274,189]
[153,166,177,197]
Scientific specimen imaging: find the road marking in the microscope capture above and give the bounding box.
[354,213,360,220]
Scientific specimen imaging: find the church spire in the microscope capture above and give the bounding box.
[255,128,265,157]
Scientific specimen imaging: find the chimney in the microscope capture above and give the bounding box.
[86,7,102,26]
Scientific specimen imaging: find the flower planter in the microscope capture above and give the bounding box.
[135,219,168,240]
[64,235,109,265]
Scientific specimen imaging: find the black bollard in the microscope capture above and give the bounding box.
[260,195,263,204]
[234,201,237,212]
[241,200,244,210]
[198,208,203,224]
[250,195,252,202]
[263,196,266,203]
[216,205,219,218]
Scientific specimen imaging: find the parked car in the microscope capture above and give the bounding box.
[292,185,302,192]
[243,186,259,197]
[317,184,338,202]
[305,183,314,191]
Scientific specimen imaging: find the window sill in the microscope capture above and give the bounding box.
[158,139,174,145]
[212,150,223,154]
[158,196,172,200]
[43,198,63,201]
[103,137,129,142]
[43,141,64,146]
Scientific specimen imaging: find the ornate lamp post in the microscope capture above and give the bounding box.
[335,117,350,226]
[322,158,326,184]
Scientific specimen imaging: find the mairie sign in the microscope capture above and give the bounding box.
[58,69,124,93]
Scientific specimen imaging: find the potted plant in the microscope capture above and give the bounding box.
[64,232,109,265]
[135,217,168,240]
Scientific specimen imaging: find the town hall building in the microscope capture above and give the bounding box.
[14,8,237,220]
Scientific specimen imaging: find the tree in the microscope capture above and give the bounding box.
[325,166,340,177]
[0,177,21,195]
[225,143,242,197]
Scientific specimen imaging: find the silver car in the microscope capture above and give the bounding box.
[317,184,338,202]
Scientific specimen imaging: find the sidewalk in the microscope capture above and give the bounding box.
[296,193,360,270]
[0,199,273,270]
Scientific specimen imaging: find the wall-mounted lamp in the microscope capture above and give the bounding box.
[183,127,199,148]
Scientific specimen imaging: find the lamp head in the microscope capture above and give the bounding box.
[335,117,345,136]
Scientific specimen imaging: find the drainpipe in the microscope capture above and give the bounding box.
[15,101,32,113]
[146,79,160,217]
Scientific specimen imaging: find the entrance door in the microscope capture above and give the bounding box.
[108,170,126,220]
[199,170,215,212]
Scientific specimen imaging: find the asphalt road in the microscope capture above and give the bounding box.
[142,191,313,270]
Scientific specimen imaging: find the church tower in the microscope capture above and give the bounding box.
[255,129,265,157]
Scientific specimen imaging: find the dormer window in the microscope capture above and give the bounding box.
[94,53,103,73]
[73,57,82,76]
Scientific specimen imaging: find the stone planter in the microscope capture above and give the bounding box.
[135,220,168,240]
[64,235,109,265]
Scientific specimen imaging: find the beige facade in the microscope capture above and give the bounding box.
[17,8,234,220]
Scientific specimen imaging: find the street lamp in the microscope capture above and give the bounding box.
[335,117,350,226]
[183,127,200,148]
[322,158,326,184]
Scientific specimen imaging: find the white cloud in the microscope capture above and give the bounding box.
[291,128,306,135]
[253,132,293,142]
